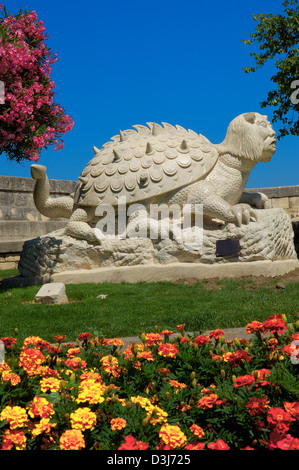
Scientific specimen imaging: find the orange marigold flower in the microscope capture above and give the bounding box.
[110,417,127,431]
[159,424,187,449]
[157,343,179,358]
[197,393,222,409]
[137,350,155,361]
[190,424,205,438]
[284,402,299,419]
[70,407,97,431]
[59,429,85,450]
[100,355,121,377]
[0,405,28,429]
[40,376,61,393]
[246,321,264,334]
[1,429,27,450]
[276,434,299,450]
[23,336,50,349]
[169,379,187,390]
[102,338,124,348]
[28,396,55,419]
[65,357,87,371]
[145,333,163,346]
[66,347,81,357]
[207,439,230,450]
[19,348,45,376]
[175,324,186,332]
[245,397,270,416]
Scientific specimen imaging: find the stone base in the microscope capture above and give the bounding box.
[52,259,299,284]
[15,208,298,284]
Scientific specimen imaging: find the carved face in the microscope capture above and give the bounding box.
[253,114,276,162]
[218,112,276,162]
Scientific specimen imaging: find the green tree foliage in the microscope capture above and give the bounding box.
[242,0,299,138]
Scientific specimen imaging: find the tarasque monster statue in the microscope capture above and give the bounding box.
[31,112,276,242]
[18,111,297,281]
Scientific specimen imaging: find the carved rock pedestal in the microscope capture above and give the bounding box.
[16,208,298,284]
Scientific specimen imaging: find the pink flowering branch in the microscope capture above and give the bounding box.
[0,5,74,162]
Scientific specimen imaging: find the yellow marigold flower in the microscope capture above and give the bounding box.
[28,396,55,419]
[59,429,85,450]
[147,406,168,425]
[70,407,97,431]
[79,370,102,383]
[159,424,187,449]
[110,417,127,431]
[1,429,27,450]
[31,418,57,438]
[40,377,61,393]
[1,371,21,386]
[76,379,106,405]
[0,405,28,429]
[67,347,81,357]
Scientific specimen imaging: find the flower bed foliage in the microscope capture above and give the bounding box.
[0,313,299,450]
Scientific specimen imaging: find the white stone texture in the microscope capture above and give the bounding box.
[35,282,68,304]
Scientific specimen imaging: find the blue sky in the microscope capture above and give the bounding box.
[1,0,298,188]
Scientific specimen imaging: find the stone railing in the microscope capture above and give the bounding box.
[0,176,298,269]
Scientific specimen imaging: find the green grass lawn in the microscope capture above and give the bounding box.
[0,269,299,343]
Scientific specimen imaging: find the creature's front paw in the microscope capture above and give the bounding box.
[231,204,257,227]
[257,192,271,209]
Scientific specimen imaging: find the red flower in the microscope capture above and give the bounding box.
[245,397,269,416]
[233,374,255,389]
[267,407,295,434]
[192,335,210,347]
[118,435,149,450]
[208,329,225,340]
[262,314,287,335]
[207,439,230,450]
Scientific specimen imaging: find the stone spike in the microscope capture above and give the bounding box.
[113,149,121,160]
[152,122,160,136]
[119,130,126,142]
[180,139,189,151]
[146,142,154,155]
[93,146,101,154]
[78,176,88,184]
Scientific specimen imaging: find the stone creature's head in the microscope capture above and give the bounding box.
[217,112,276,162]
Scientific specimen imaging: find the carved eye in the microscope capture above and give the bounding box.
[259,121,267,127]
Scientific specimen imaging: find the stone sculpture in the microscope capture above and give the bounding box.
[31,112,276,242]
[16,111,298,283]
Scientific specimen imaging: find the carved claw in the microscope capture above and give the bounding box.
[231,204,257,227]
[31,164,47,180]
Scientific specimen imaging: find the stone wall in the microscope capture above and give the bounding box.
[0,176,298,270]
[0,175,76,269]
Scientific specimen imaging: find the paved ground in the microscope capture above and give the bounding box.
[117,326,251,351]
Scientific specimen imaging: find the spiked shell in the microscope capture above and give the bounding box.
[74,122,218,207]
